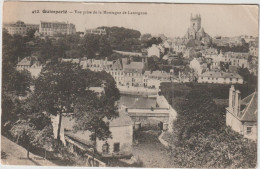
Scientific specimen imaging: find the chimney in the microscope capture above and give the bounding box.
[234,90,241,116]
[229,85,235,112]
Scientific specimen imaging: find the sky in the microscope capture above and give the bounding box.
[3,2,259,38]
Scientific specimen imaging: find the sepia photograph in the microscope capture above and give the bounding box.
[1,1,258,168]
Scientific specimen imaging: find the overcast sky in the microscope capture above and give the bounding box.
[3,2,259,38]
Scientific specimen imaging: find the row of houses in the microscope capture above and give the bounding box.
[16,56,173,88]
[187,50,259,84]
[4,20,107,37]
[63,57,174,88]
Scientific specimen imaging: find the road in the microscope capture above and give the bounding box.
[1,135,56,166]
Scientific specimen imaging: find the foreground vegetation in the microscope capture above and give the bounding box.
[161,83,257,168]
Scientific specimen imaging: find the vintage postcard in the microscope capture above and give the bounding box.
[1,1,258,168]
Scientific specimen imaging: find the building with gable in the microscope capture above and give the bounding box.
[226,85,257,141]
[16,57,42,78]
[122,58,148,87]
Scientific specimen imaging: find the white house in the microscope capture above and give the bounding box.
[198,71,243,84]
[16,57,42,78]
[223,52,249,68]
[226,85,257,141]
[147,44,161,58]
[51,108,133,166]
[249,46,258,57]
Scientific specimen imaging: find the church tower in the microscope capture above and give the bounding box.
[190,13,201,32]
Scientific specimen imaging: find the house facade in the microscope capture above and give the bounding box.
[226,85,257,141]
[222,52,249,68]
[51,107,133,166]
[3,21,39,36]
[39,21,76,36]
[198,71,243,84]
[16,57,42,78]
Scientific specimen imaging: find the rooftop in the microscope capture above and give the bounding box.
[240,92,257,122]
[199,71,243,79]
[17,57,32,66]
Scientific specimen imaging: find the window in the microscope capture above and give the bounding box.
[247,127,252,134]
[102,142,109,154]
[113,143,120,152]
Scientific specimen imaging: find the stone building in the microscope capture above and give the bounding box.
[184,13,211,43]
[3,20,39,36]
[198,71,243,84]
[51,105,133,166]
[16,57,42,78]
[249,45,259,57]
[223,52,249,68]
[226,85,257,141]
[122,58,148,87]
[39,21,76,36]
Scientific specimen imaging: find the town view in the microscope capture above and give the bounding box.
[1,2,258,168]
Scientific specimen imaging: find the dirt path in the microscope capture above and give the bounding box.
[1,135,56,166]
[132,131,173,168]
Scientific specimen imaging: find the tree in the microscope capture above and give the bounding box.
[73,93,114,166]
[220,61,230,72]
[165,89,257,168]
[34,61,87,144]
[237,67,250,82]
[2,30,31,65]
[25,29,36,41]
[146,37,162,48]
[10,93,55,159]
[141,33,152,42]
[2,63,32,96]
[34,61,120,147]
[72,70,119,166]
[98,36,112,58]
[82,34,100,58]
[38,38,55,63]
[10,119,36,158]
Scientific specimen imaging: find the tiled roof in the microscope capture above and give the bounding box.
[240,92,257,122]
[17,57,32,66]
[65,130,94,146]
[123,62,145,73]
[199,71,242,79]
[144,70,171,78]
[111,59,123,70]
